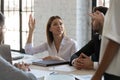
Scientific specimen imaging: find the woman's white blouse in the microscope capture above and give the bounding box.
[25,36,78,61]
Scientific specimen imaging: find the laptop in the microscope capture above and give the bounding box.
[0,44,24,64]
[32,60,69,67]
[11,51,24,60]
[0,44,12,64]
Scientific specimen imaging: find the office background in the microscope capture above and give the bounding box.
[0,0,109,53]
[34,0,91,51]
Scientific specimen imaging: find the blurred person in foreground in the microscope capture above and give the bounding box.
[92,0,120,80]
[25,15,78,61]
[0,12,37,80]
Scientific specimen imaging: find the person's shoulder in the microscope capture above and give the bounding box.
[64,36,76,43]
[63,36,78,46]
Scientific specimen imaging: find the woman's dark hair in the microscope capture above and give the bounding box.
[93,6,108,15]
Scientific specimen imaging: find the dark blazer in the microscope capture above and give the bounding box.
[70,33,101,65]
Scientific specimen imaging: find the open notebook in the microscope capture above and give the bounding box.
[32,60,69,67]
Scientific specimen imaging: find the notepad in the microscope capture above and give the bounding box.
[32,60,69,67]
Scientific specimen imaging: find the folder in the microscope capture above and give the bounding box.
[32,60,69,67]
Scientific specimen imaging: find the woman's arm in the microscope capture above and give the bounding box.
[26,14,35,44]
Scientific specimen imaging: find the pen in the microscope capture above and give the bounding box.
[75,77,80,80]
[49,72,58,75]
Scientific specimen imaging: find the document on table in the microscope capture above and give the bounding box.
[49,65,76,72]
[44,74,75,80]
[39,74,95,80]
[29,69,53,79]
[72,74,93,80]
[29,69,100,80]
[72,74,104,80]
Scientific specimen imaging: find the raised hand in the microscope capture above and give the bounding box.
[26,14,36,44]
[28,14,35,33]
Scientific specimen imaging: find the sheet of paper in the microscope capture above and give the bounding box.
[72,74,104,80]
[49,65,76,72]
[29,69,53,79]
[72,74,92,80]
[44,74,75,80]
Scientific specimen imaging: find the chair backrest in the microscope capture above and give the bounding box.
[0,44,12,64]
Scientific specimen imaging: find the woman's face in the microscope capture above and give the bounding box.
[49,18,64,36]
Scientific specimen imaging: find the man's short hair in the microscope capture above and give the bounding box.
[93,6,108,15]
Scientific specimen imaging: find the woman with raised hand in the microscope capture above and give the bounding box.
[25,15,78,61]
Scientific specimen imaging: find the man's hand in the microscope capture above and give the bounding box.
[73,53,93,70]
[80,53,93,70]
[72,54,83,70]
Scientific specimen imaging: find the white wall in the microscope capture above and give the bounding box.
[76,0,92,48]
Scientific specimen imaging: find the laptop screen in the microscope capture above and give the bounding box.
[0,44,12,64]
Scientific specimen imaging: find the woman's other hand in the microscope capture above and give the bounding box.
[43,56,65,61]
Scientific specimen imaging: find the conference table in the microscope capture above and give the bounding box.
[12,52,95,80]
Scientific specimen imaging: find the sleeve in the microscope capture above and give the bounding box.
[69,40,95,66]
[93,62,99,70]
[0,56,38,80]
[71,59,76,66]
[25,42,48,55]
[103,0,120,44]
